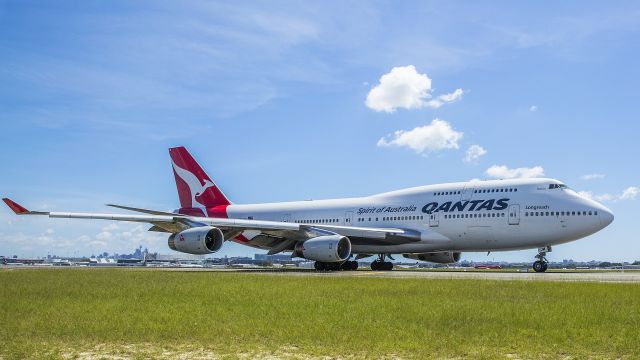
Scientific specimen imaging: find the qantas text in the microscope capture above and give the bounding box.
[421,198,510,214]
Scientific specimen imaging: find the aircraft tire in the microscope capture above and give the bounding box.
[326,262,341,271]
[533,260,546,273]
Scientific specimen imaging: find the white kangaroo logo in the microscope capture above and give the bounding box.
[172,160,216,208]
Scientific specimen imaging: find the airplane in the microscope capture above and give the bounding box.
[3,146,614,272]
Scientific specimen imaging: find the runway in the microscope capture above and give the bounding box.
[164,268,640,283]
[4,266,640,283]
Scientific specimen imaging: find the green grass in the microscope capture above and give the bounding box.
[1,268,638,359]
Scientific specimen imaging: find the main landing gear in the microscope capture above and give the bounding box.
[314,260,358,271]
[532,246,551,273]
[370,254,394,271]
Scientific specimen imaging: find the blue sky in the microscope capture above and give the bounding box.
[1,1,639,262]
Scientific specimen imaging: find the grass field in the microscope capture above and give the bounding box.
[1,268,639,359]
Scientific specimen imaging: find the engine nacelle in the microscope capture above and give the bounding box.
[403,251,461,264]
[168,226,224,255]
[292,235,351,262]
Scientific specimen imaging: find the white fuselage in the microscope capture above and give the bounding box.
[225,178,613,255]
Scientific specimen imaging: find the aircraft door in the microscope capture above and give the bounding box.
[461,186,475,201]
[429,212,439,227]
[344,211,353,226]
[508,204,520,225]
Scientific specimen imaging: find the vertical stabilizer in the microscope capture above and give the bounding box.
[169,146,231,208]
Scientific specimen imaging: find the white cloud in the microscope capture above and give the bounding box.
[102,224,120,231]
[425,88,465,109]
[464,145,487,163]
[365,65,463,112]
[581,173,605,180]
[620,186,639,200]
[89,240,108,248]
[529,105,538,112]
[578,186,639,202]
[96,231,113,241]
[377,119,463,154]
[485,165,545,179]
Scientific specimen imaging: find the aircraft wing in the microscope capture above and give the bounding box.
[2,198,414,246]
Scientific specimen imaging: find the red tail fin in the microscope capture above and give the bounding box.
[169,147,231,208]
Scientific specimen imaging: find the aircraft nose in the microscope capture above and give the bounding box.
[599,207,614,228]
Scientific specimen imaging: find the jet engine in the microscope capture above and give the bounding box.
[168,226,225,255]
[292,235,351,262]
[403,251,461,264]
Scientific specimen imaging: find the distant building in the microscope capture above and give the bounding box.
[254,254,293,262]
[156,254,205,261]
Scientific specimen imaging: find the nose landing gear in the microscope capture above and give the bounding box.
[532,246,551,273]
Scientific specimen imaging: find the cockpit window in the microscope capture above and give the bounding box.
[548,183,569,190]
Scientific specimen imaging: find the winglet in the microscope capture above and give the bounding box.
[2,198,30,214]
